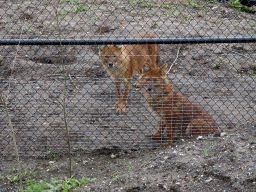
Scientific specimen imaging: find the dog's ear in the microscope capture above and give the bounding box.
[116,45,122,49]
[159,63,168,75]
[115,45,123,52]
[98,45,105,51]
[142,63,150,72]
[140,68,145,74]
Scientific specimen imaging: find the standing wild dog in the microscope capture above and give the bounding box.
[99,33,159,112]
[135,63,221,146]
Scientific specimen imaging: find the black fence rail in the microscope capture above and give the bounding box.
[1,36,256,45]
[0,0,256,158]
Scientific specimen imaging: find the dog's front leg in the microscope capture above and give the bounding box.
[115,79,124,112]
[116,78,131,112]
[148,120,166,139]
[162,118,180,147]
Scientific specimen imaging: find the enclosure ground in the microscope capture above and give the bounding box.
[1,124,256,191]
[0,0,256,191]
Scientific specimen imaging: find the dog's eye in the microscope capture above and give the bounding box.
[147,87,152,92]
[103,56,109,61]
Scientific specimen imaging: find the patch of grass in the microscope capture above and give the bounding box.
[92,15,100,20]
[230,0,255,13]
[131,0,175,10]
[47,147,59,160]
[29,172,36,178]
[159,3,173,9]
[230,0,243,10]
[184,16,191,21]
[73,5,87,12]
[7,174,19,183]
[146,2,157,7]
[26,27,36,33]
[151,22,157,28]
[204,0,217,3]
[52,178,81,191]
[188,0,201,8]
[203,145,212,156]
[6,170,27,183]
[62,0,82,4]
[215,63,220,69]
[214,57,222,69]
[163,11,169,16]
[81,177,96,185]
[23,177,95,192]
[5,170,36,185]
[61,0,91,14]
[163,8,183,17]
[173,10,181,16]
[111,174,120,182]
[127,166,132,171]
[58,10,68,16]
[131,0,145,4]
[250,22,256,27]
[21,171,28,177]
[210,19,222,24]
[249,70,256,76]
[6,171,29,183]
[23,180,49,192]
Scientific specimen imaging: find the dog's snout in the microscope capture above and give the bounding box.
[108,63,114,67]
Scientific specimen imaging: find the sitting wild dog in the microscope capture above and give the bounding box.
[135,63,221,146]
[99,33,159,112]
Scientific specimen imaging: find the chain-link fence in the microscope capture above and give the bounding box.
[0,0,256,157]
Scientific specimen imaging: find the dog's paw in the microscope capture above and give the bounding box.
[115,101,126,113]
[160,142,170,147]
[147,131,162,139]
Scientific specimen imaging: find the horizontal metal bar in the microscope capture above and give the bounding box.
[0,36,256,45]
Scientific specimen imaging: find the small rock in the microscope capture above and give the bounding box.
[197,136,203,140]
[205,177,212,183]
[163,156,169,160]
[82,160,88,165]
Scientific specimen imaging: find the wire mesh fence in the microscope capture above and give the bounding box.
[0,0,256,158]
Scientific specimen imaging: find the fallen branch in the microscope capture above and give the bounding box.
[166,45,182,74]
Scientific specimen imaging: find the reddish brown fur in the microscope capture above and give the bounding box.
[99,32,159,112]
[136,64,221,146]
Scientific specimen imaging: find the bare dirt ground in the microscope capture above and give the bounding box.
[0,0,256,191]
